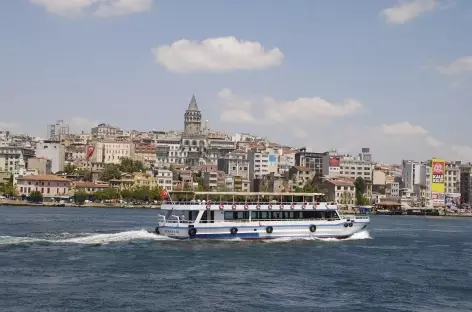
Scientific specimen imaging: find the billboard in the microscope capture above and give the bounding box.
[431,158,445,204]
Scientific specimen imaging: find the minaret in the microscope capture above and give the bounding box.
[184,94,202,135]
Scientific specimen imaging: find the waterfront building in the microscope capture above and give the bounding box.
[295,148,329,176]
[16,174,70,197]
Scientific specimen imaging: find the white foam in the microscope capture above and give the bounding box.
[0,229,174,246]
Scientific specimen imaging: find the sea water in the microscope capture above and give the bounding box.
[1,206,471,312]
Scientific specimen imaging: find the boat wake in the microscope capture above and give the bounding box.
[0,230,372,246]
[0,229,175,246]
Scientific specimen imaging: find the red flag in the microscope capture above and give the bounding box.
[160,188,169,199]
[86,146,95,159]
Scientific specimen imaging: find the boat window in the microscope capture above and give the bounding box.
[224,211,249,220]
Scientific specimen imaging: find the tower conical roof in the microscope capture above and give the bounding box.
[187,94,199,111]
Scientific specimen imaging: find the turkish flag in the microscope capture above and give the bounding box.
[160,188,169,199]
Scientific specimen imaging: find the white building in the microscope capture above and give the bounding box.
[155,169,173,191]
[445,161,460,194]
[402,160,427,190]
[338,157,373,181]
[35,141,65,174]
[89,141,134,164]
[91,123,120,136]
[0,146,35,174]
[247,150,270,180]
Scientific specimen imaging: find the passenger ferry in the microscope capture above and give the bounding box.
[155,191,370,240]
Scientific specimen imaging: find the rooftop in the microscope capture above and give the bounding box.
[20,174,70,182]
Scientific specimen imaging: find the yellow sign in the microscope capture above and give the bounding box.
[431,158,445,193]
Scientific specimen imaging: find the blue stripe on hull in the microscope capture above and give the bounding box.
[168,233,354,240]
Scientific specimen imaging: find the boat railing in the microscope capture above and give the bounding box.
[162,201,338,206]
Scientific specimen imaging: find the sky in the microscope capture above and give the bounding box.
[1,0,472,163]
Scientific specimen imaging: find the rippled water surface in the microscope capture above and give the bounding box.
[1,206,472,312]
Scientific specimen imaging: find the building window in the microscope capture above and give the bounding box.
[47,188,50,194]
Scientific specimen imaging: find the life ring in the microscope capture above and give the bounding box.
[219,204,224,210]
[268,204,272,210]
[206,204,211,210]
[266,226,273,234]
[344,223,349,228]
[244,204,249,210]
[256,204,261,210]
[279,204,284,210]
[232,204,237,210]
[309,225,316,233]
[155,227,160,235]
[349,223,353,227]
[188,228,197,237]
[230,227,238,235]
[290,203,296,209]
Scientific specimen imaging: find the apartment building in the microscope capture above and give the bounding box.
[288,166,315,189]
[323,179,356,204]
[35,141,65,173]
[445,161,460,194]
[0,146,35,174]
[294,149,329,176]
[91,123,120,136]
[27,157,52,175]
[217,151,249,179]
[338,157,373,181]
[155,169,173,191]
[134,143,157,165]
[90,141,134,164]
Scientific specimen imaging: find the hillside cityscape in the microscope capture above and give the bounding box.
[0,95,468,209]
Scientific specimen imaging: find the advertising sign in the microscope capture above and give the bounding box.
[431,158,445,204]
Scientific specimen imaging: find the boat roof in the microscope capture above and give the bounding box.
[170,191,325,196]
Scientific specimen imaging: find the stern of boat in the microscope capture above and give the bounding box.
[155,214,193,239]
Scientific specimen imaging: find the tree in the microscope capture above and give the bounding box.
[354,177,368,205]
[94,188,121,201]
[0,177,18,198]
[28,190,43,203]
[340,191,353,205]
[182,183,192,191]
[76,168,92,182]
[119,158,144,173]
[101,164,121,181]
[64,164,76,174]
[74,189,88,205]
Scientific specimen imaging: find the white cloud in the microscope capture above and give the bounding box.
[68,117,99,132]
[425,136,442,147]
[30,0,152,17]
[381,122,428,135]
[218,89,362,125]
[292,128,308,139]
[381,0,436,24]
[94,0,152,17]
[152,37,284,73]
[436,56,472,75]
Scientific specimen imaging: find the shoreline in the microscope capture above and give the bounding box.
[1,201,471,217]
[0,200,160,209]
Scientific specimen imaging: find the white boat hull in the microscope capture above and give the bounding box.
[156,219,368,240]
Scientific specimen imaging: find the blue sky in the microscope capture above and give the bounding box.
[1,0,471,163]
